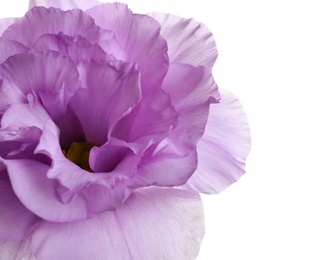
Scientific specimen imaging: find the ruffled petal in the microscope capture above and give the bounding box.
[0,18,18,36]
[30,33,112,64]
[70,60,141,145]
[162,63,220,153]
[112,90,178,152]
[3,157,90,222]
[0,79,26,116]
[184,89,251,193]
[2,6,122,57]
[29,0,101,11]
[35,120,132,218]
[0,239,35,260]
[0,180,41,241]
[150,12,218,68]
[134,147,198,187]
[87,3,169,94]
[31,187,204,260]
[0,51,80,120]
[0,39,28,64]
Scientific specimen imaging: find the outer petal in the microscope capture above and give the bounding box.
[0,18,18,36]
[184,89,251,194]
[87,3,169,94]
[162,63,220,153]
[0,51,80,120]
[150,12,218,68]
[0,180,41,241]
[2,6,122,57]
[0,39,28,64]
[29,0,101,10]
[31,187,204,260]
[70,60,141,145]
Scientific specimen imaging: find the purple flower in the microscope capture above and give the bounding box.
[0,0,251,259]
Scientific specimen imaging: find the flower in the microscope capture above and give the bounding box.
[0,0,251,259]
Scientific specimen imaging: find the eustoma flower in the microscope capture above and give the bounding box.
[0,0,251,259]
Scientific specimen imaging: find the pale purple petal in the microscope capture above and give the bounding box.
[35,120,132,217]
[31,187,204,260]
[30,33,112,64]
[0,51,80,119]
[70,60,141,145]
[0,18,18,36]
[1,94,51,130]
[0,239,35,260]
[184,89,251,193]
[3,157,90,222]
[150,12,218,68]
[87,3,169,93]
[112,90,178,152]
[134,147,198,187]
[0,39,28,64]
[29,0,101,10]
[0,79,26,116]
[162,63,220,153]
[2,6,121,56]
[0,180,41,241]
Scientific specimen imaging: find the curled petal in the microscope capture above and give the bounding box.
[31,187,204,260]
[70,60,141,146]
[184,89,251,194]
[150,12,218,68]
[0,51,80,120]
[30,33,112,64]
[0,180,41,241]
[2,6,122,57]
[29,0,101,11]
[162,63,220,154]
[35,120,132,218]
[135,146,198,187]
[87,3,169,93]
[3,157,91,222]
[0,79,26,116]
[112,90,178,153]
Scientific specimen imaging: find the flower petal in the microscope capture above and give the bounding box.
[112,90,178,152]
[2,157,90,222]
[87,3,169,93]
[2,6,121,56]
[0,39,28,64]
[184,89,251,193]
[135,147,198,187]
[150,12,218,68]
[30,33,112,64]
[0,18,18,36]
[31,187,204,260]
[0,79,26,116]
[0,239,35,260]
[0,51,80,120]
[35,120,132,218]
[162,63,220,153]
[0,180,41,241]
[70,60,141,146]
[29,0,101,11]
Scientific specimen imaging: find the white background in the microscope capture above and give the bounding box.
[1,0,309,259]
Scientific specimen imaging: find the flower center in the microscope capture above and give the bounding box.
[62,142,94,172]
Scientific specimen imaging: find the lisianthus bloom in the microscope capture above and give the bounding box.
[0,0,251,259]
